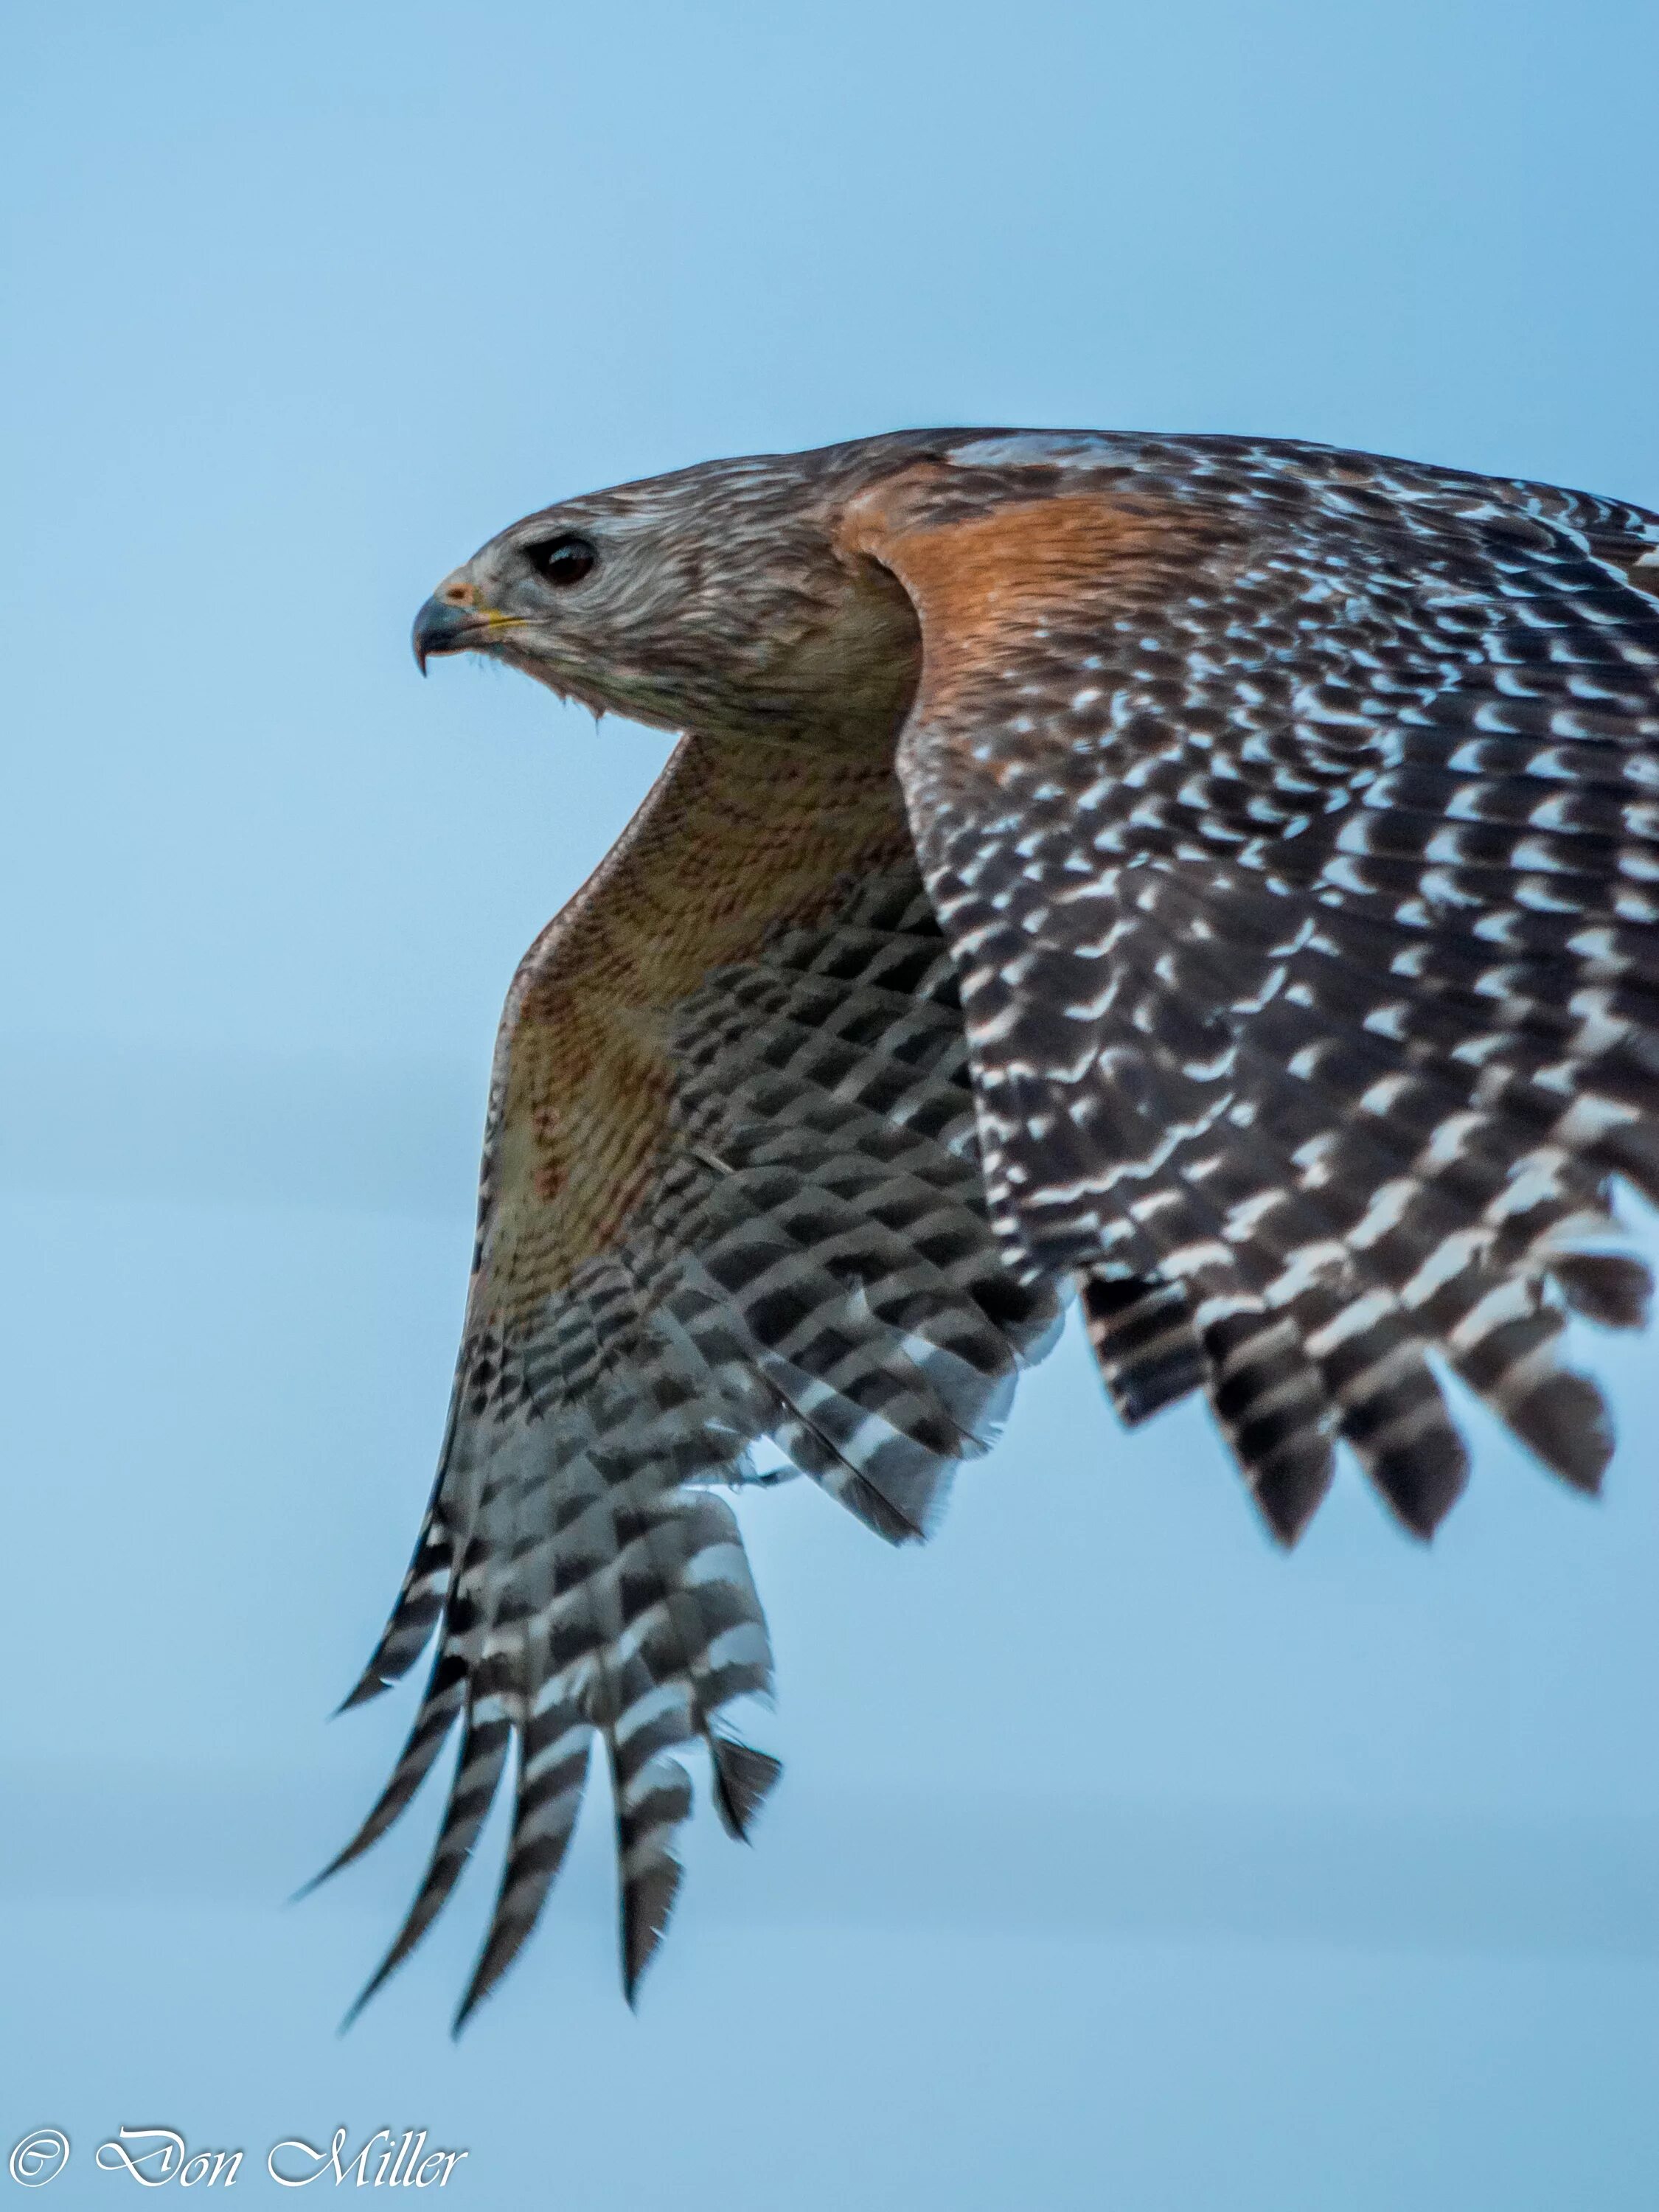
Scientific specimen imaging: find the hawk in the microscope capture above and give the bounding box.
[318,428,1659,2028]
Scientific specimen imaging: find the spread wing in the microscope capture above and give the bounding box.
[317,734,1060,2024]
[852,431,1659,1543]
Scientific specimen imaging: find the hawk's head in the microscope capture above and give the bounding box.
[412,442,930,751]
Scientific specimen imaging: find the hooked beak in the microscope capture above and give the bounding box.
[411,596,520,673]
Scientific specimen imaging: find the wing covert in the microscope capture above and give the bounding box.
[854,431,1659,1543]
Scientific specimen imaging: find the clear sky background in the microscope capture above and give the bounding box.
[4,2,1658,2205]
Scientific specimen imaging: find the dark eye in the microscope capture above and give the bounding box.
[524,533,598,588]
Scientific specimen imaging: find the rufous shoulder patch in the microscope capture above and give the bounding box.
[835,465,1213,709]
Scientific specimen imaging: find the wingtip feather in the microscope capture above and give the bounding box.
[619,1858,683,2006]
[709,1733,783,1841]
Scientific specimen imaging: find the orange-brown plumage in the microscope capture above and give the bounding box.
[482,735,914,1312]
[841,472,1208,664]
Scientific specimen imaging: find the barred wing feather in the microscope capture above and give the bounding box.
[318,735,1060,2023]
[854,431,1659,1545]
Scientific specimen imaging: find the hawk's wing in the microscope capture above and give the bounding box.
[851,431,1659,1543]
[321,734,1060,2023]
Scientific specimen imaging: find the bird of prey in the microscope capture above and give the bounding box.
[318,428,1659,2028]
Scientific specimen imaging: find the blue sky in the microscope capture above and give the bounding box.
[3,3,1658,2205]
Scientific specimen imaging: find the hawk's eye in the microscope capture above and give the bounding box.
[524,534,598,588]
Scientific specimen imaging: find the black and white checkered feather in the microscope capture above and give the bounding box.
[319,863,1058,2025]
[888,431,1659,1540]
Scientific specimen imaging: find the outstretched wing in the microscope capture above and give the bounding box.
[319,733,1060,2023]
[850,431,1659,1543]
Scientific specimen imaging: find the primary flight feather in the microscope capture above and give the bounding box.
[319,428,1659,2025]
